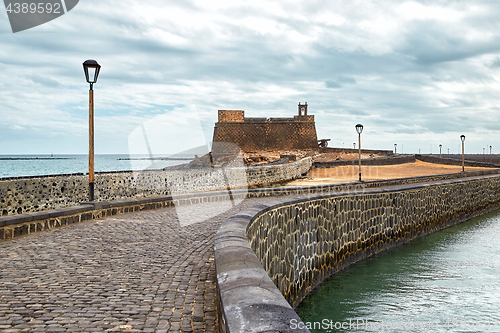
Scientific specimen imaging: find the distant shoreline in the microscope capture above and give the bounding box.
[117,157,193,161]
[0,157,76,160]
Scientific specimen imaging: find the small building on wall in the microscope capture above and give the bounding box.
[212,103,318,152]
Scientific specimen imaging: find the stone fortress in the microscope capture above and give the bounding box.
[212,102,318,151]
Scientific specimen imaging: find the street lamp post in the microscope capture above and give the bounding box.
[83,60,101,202]
[353,143,356,149]
[439,144,442,158]
[394,144,397,154]
[460,135,466,172]
[355,124,363,182]
[490,145,492,163]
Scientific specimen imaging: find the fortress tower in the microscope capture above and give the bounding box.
[212,103,318,152]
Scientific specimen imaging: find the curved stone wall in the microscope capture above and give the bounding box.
[215,173,500,332]
[0,158,311,216]
[313,154,415,167]
[415,154,499,168]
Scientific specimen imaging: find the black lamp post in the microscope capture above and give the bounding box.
[394,143,397,154]
[355,124,363,182]
[83,60,101,201]
[460,135,465,172]
[439,144,442,158]
[490,145,492,163]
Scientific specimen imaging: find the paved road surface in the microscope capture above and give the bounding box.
[0,196,282,333]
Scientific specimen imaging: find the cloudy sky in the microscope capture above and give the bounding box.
[1,0,500,155]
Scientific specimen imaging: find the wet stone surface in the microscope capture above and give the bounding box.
[0,197,279,333]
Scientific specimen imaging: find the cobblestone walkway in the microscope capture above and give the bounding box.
[0,196,279,333]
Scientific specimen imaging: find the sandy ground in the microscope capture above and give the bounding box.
[286,160,493,186]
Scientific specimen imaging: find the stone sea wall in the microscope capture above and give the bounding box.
[215,173,500,332]
[415,154,499,168]
[313,154,415,167]
[0,158,311,216]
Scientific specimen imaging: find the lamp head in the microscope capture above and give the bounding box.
[355,124,364,134]
[83,59,101,84]
[460,135,466,143]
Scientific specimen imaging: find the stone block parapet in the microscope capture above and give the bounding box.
[215,173,500,332]
[0,190,246,241]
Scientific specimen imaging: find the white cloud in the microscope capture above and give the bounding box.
[1,0,500,155]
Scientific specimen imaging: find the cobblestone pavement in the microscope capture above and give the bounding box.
[0,196,281,333]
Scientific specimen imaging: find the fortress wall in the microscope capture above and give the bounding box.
[213,121,318,151]
[215,173,500,332]
[0,158,312,216]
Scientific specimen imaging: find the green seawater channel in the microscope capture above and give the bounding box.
[296,209,500,333]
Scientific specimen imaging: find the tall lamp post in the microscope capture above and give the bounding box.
[439,144,442,158]
[355,124,363,182]
[490,145,492,163]
[460,135,465,172]
[394,143,397,154]
[83,60,101,201]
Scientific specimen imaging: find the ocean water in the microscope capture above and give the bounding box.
[296,209,500,333]
[0,154,195,179]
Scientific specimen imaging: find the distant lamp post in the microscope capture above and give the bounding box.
[448,148,449,154]
[490,145,493,163]
[355,124,363,182]
[83,59,101,201]
[353,142,356,149]
[460,135,466,172]
[439,144,442,158]
[394,144,397,154]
